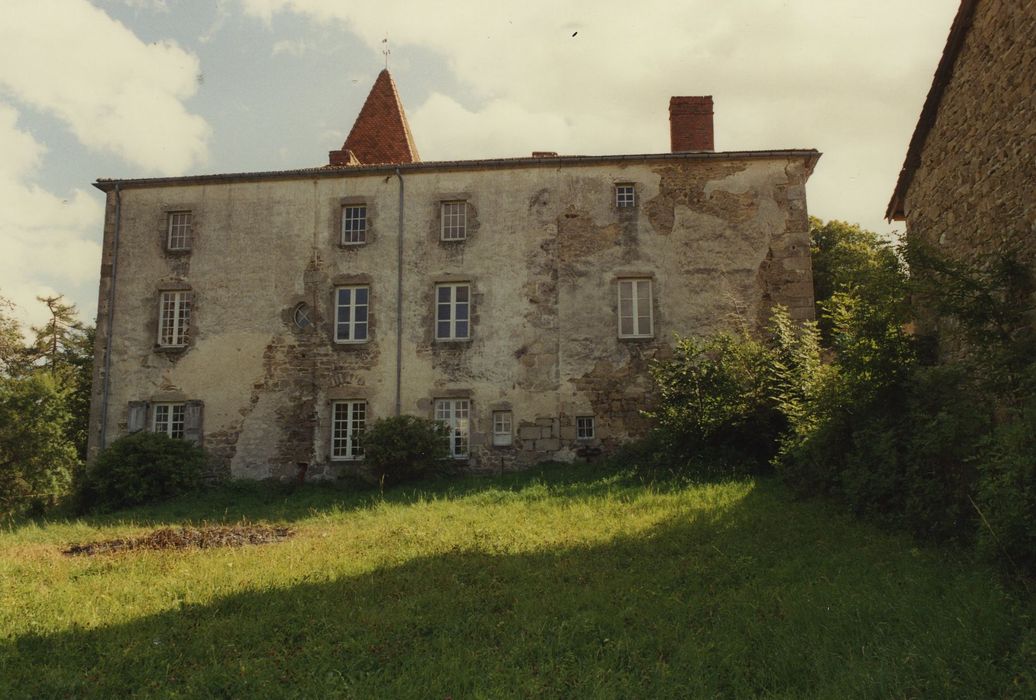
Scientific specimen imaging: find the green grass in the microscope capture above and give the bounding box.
[1,464,1033,698]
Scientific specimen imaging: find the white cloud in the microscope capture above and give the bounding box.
[239,0,958,234]
[0,103,103,331]
[272,39,310,57]
[0,0,210,176]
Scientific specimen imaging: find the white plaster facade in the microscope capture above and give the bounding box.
[89,151,818,479]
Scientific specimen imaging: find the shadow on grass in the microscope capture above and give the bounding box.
[3,486,1029,699]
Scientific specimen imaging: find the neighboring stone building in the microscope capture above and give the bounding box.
[88,69,819,478]
[887,0,1035,263]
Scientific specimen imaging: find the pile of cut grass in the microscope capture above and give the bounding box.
[1,465,1032,698]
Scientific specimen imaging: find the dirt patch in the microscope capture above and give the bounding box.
[63,524,294,556]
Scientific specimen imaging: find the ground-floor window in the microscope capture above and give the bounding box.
[331,400,366,460]
[435,398,470,458]
[153,403,186,439]
[492,410,512,447]
[576,415,595,440]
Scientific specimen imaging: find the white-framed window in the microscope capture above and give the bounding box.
[153,403,186,439]
[158,291,192,347]
[440,201,467,241]
[435,398,470,458]
[335,286,369,342]
[617,278,653,338]
[436,283,470,340]
[576,416,595,440]
[341,205,367,245]
[492,411,513,447]
[615,184,636,209]
[331,400,366,460]
[167,211,192,250]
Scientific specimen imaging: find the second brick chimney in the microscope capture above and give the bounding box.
[669,96,714,152]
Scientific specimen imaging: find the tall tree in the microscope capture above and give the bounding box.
[0,297,29,377]
[29,295,85,371]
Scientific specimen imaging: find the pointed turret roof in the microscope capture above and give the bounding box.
[329,69,419,166]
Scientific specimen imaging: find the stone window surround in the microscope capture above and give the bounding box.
[492,410,513,447]
[332,195,376,249]
[158,203,198,255]
[435,396,471,459]
[576,415,595,440]
[128,397,203,445]
[333,284,370,344]
[614,182,637,209]
[434,280,472,342]
[433,192,478,245]
[154,282,194,352]
[153,402,186,439]
[328,273,375,348]
[614,273,655,339]
[330,399,366,461]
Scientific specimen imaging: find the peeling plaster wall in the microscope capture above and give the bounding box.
[89,155,814,478]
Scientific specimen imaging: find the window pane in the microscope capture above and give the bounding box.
[620,317,634,335]
[438,286,451,303]
[355,306,368,322]
[338,306,350,324]
[637,280,650,300]
[354,323,367,340]
[456,286,469,302]
[437,303,451,321]
[455,321,468,338]
[455,303,468,321]
[437,321,451,338]
[355,287,368,304]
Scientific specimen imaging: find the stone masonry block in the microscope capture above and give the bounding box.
[518,426,540,440]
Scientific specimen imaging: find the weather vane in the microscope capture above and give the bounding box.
[382,37,390,69]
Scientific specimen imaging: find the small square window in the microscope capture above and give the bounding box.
[435,283,470,340]
[154,403,186,439]
[342,205,367,245]
[576,416,595,440]
[334,286,369,343]
[617,278,653,338]
[167,211,192,250]
[331,400,366,460]
[440,201,467,241]
[615,184,636,209]
[492,411,513,447]
[158,290,191,347]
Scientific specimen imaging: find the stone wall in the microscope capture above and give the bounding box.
[903,0,1036,264]
[89,154,816,478]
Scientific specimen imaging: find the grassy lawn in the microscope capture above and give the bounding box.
[1,464,1033,698]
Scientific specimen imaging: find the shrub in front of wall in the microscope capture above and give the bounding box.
[74,432,207,513]
[974,405,1036,578]
[649,330,781,472]
[360,415,451,486]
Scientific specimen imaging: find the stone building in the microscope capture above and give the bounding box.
[87,70,819,478]
[887,0,1035,264]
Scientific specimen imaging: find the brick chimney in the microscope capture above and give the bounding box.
[669,96,714,152]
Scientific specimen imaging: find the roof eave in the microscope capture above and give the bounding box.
[93,148,822,193]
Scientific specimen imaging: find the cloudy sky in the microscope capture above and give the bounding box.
[0,0,959,330]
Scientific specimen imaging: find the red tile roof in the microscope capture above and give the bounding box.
[329,69,419,166]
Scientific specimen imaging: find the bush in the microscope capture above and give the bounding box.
[360,415,451,485]
[650,330,781,471]
[74,432,208,513]
[974,407,1036,577]
[0,373,78,515]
